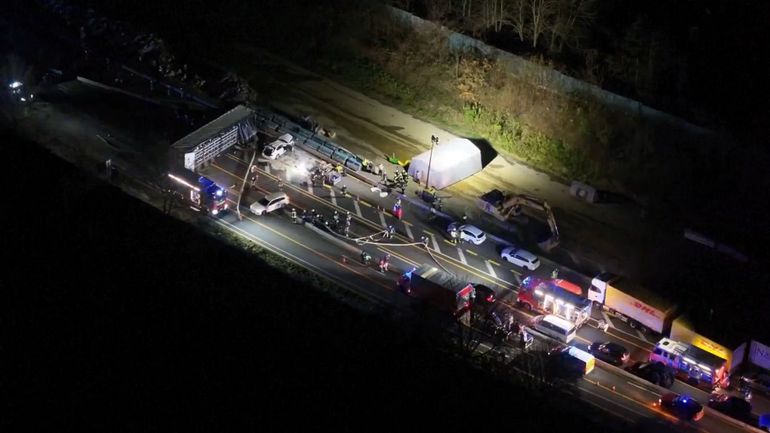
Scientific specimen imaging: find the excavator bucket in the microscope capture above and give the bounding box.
[538,236,560,252]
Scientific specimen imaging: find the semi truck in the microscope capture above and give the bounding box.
[397,264,476,317]
[517,276,592,328]
[167,171,228,216]
[588,273,678,335]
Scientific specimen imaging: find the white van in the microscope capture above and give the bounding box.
[531,314,577,343]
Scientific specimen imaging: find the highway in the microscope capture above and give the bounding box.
[197,146,756,433]
[16,79,760,433]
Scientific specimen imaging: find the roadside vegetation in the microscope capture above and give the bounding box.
[72,0,769,253]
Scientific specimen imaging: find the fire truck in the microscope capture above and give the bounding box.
[167,171,228,215]
[650,338,729,389]
[397,264,476,318]
[517,276,592,328]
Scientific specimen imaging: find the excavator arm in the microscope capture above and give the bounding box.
[496,192,560,249]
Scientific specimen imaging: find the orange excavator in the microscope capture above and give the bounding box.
[478,189,560,250]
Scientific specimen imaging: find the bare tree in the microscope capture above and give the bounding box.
[548,0,597,52]
[503,0,528,42]
[530,0,555,48]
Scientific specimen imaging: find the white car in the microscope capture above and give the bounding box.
[261,133,294,160]
[250,192,289,216]
[500,246,541,271]
[457,224,486,245]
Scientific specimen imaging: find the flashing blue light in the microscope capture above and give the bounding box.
[216,189,223,197]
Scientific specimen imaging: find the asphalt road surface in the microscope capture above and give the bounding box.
[14,81,762,433]
[198,148,759,433]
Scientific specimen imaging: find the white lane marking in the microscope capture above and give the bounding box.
[486,260,497,278]
[306,181,313,194]
[428,232,440,253]
[457,248,467,265]
[404,223,414,240]
[602,311,617,329]
[353,200,363,217]
[626,381,660,397]
[329,188,337,206]
[379,212,388,228]
[264,163,271,175]
[636,329,646,341]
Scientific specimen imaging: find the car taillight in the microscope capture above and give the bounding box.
[487,295,494,302]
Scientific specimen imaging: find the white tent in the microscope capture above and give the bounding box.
[407,138,482,190]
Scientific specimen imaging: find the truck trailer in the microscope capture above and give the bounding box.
[588,273,678,335]
[397,265,476,317]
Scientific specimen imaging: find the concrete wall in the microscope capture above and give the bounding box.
[386,7,712,137]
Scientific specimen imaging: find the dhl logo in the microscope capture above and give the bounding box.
[632,301,660,318]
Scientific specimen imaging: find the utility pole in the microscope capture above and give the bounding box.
[237,145,258,221]
[425,135,439,189]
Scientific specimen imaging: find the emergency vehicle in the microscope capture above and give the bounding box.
[167,171,228,215]
[517,276,592,327]
[650,338,729,389]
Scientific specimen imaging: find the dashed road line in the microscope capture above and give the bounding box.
[379,212,388,228]
[465,249,478,256]
[427,232,440,253]
[353,200,363,217]
[601,311,617,330]
[457,248,468,265]
[329,188,337,206]
[486,260,497,278]
[488,259,500,267]
[403,223,414,240]
[443,239,455,246]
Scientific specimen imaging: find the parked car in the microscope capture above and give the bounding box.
[500,246,541,271]
[742,373,770,397]
[708,394,754,425]
[250,192,289,216]
[626,361,675,388]
[659,393,704,421]
[457,224,486,245]
[262,133,294,160]
[588,341,630,366]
